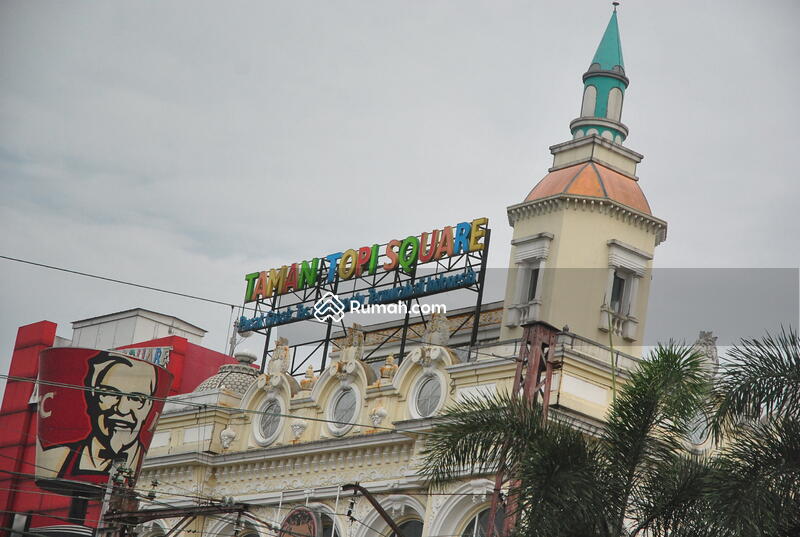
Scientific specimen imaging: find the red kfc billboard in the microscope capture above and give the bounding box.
[35,347,173,497]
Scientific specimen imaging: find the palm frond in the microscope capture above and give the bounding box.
[628,455,713,537]
[514,422,606,537]
[712,327,800,438]
[705,416,800,537]
[601,343,710,532]
[420,391,547,488]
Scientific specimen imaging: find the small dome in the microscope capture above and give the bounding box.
[524,161,651,215]
[194,353,259,395]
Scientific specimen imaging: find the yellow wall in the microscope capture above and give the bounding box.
[501,200,660,357]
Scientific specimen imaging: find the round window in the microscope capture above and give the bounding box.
[415,376,442,417]
[331,388,357,432]
[258,399,282,444]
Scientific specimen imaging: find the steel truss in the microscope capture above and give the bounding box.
[242,229,491,376]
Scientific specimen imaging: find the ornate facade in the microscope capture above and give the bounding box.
[138,8,674,537]
[139,314,645,537]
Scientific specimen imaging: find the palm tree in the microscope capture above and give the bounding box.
[422,329,800,536]
[421,344,711,537]
[701,328,800,537]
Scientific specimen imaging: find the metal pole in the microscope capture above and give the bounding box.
[397,265,417,365]
[321,318,333,372]
[469,229,491,348]
[259,326,273,374]
[342,484,405,537]
[97,459,126,537]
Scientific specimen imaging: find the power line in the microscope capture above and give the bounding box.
[1,253,521,365]
[0,451,498,537]
[0,254,238,308]
[0,372,429,435]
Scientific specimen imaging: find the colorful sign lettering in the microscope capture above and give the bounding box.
[243,217,488,303]
[116,346,172,367]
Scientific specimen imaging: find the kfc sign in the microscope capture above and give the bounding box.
[35,347,173,497]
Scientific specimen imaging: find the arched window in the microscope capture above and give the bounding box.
[390,520,424,537]
[607,87,623,121]
[321,513,338,537]
[134,521,167,537]
[461,508,505,537]
[213,521,259,537]
[581,86,597,117]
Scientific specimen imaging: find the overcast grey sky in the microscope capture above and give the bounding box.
[1,1,798,374]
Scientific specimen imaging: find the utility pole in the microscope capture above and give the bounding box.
[96,457,132,537]
[342,483,406,537]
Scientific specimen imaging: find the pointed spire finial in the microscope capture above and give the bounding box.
[569,6,630,144]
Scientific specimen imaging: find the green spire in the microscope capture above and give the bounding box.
[570,6,630,145]
[591,10,624,73]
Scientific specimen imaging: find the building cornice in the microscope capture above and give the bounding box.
[507,195,668,245]
[445,357,513,376]
[143,429,411,470]
[550,134,643,164]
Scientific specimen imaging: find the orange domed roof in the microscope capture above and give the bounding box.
[524,161,651,215]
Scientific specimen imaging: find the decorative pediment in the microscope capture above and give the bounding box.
[393,343,456,392]
[330,356,359,388]
[248,338,301,401]
[325,324,376,389]
[410,346,449,376]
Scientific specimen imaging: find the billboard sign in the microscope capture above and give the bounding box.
[239,218,489,332]
[35,347,173,497]
[115,345,172,367]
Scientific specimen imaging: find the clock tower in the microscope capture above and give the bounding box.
[501,6,667,355]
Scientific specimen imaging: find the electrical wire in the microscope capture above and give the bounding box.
[0,507,101,526]
[0,372,429,435]
[0,255,525,534]
[0,451,498,537]
[0,327,523,437]
[0,255,239,309]
[0,453,493,527]
[0,253,517,364]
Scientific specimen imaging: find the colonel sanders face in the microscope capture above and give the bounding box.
[87,356,156,455]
